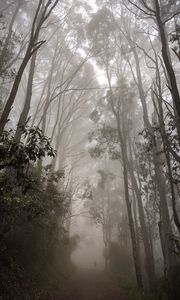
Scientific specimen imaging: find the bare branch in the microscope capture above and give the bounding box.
[126,0,155,17]
[164,8,180,24]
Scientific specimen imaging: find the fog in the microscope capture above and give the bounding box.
[0,1,180,300]
[71,215,105,270]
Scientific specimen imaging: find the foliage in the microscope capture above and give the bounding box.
[0,127,63,245]
[86,6,117,63]
[0,126,75,299]
[88,124,120,160]
[0,14,20,80]
[0,126,56,190]
[0,13,22,106]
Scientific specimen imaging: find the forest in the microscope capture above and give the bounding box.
[0,0,180,299]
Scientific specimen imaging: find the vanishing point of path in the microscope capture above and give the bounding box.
[61,269,128,300]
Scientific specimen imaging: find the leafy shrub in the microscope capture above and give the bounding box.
[0,127,75,299]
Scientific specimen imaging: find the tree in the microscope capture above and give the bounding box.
[88,83,144,288]
[87,170,119,271]
[0,0,59,135]
[126,0,180,122]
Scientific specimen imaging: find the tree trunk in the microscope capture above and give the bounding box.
[0,0,22,76]
[37,46,57,171]
[154,0,180,121]
[132,43,176,274]
[118,122,143,290]
[106,62,143,289]
[154,89,180,235]
[127,148,156,288]
[0,54,31,134]
[0,0,58,135]
[15,52,37,141]
[132,188,140,256]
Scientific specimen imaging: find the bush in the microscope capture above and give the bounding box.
[0,127,75,299]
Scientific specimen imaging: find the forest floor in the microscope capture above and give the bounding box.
[0,260,129,300]
[60,269,128,300]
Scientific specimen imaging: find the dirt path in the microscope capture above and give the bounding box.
[61,269,128,300]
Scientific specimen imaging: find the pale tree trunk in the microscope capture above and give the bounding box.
[127,141,156,288]
[39,36,58,135]
[128,136,155,287]
[120,46,156,287]
[37,45,57,171]
[14,2,44,141]
[0,0,59,135]
[132,189,140,257]
[0,0,22,76]
[119,128,143,289]
[130,45,176,275]
[106,64,143,289]
[133,25,180,237]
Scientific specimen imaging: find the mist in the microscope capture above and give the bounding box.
[0,1,180,299]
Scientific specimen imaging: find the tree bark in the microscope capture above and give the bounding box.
[106,63,143,289]
[130,41,176,273]
[154,0,180,121]
[15,52,37,141]
[0,0,58,135]
[127,147,156,288]
[118,126,143,289]
[153,88,180,235]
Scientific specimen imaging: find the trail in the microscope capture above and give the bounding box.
[61,269,128,300]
